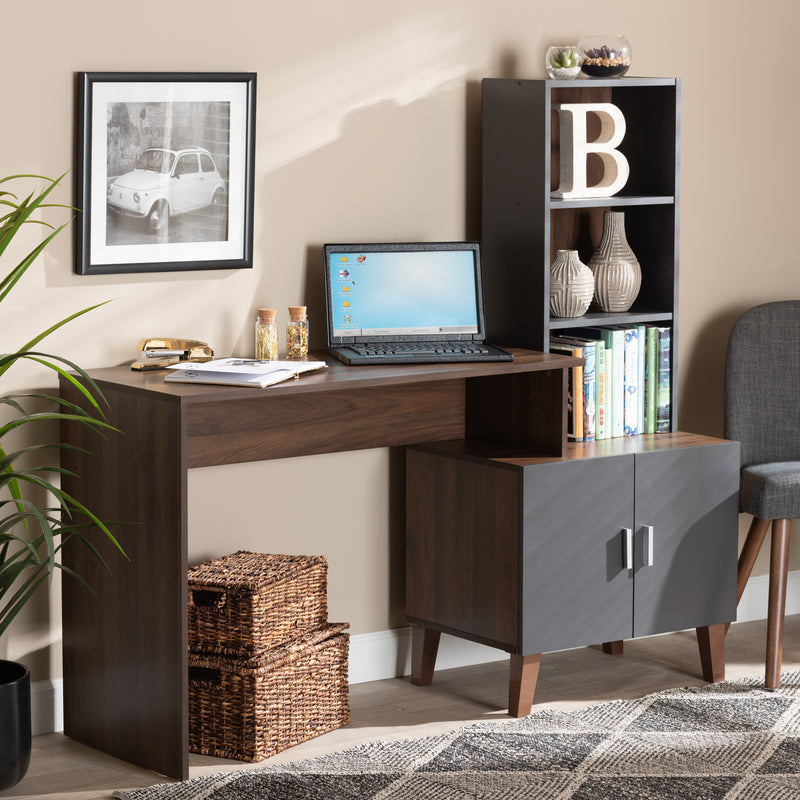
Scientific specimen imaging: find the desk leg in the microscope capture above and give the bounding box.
[696,624,725,683]
[410,627,440,686]
[508,653,541,717]
[60,380,189,780]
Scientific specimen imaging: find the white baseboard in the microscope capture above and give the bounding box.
[347,627,505,685]
[32,569,800,735]
[31,677,62,737]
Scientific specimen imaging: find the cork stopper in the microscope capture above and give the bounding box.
[288,305,307,321]
[257,308,277,323]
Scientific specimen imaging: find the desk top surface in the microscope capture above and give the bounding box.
[72,348,580,404]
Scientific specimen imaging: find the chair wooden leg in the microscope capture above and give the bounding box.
[766,519,791,689]
[726,517,771,634]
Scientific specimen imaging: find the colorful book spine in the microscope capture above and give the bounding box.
[580,343,596,442]
[656,327,671,432]
[551,337,597,442]
[622,327,640,436]
[549,341,584,442]
[636,324,646,433]
[645,326,658,434]
[596,342,608,440]
[588,327,624,438]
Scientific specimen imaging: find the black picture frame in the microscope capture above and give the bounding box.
[76,72,256,275]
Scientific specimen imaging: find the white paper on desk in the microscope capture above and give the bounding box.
[164,358,327,388]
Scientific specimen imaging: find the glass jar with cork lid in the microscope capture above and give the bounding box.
[286,306,309,359]
[255,308,279,361]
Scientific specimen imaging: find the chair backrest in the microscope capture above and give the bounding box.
[725,300,800,467]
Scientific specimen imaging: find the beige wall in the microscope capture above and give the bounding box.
[3,0,799,681]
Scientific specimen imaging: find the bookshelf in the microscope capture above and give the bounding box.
[480,77,680,431]
[403,77,739,713]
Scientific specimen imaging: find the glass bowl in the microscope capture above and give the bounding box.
[578,34,632,78]
[545,45,582,80]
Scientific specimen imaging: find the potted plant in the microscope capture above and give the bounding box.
[0,173,124,790]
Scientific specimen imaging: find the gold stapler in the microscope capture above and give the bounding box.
[131,338,215,371]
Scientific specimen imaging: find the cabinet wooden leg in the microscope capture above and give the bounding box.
[696,623,726,683]
[508,653,541,717]
[766,519,791,690]
[410,627,440,686]
[602,640,624,655]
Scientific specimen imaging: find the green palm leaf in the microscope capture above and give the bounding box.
[0,172,126,638]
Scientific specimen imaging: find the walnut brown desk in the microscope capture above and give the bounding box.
[59,349,578,780]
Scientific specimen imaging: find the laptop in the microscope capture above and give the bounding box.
[323,241,513,365]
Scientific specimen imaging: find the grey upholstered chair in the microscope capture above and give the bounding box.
[725,300,800,689]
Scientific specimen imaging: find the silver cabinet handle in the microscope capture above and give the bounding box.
[643,524,654,567]
[623,528,633,570]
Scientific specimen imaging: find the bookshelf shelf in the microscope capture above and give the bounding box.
[548,308,674,330]
[550,194,675,209]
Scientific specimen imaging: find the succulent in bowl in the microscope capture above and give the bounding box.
[546,45,582,80]
[578,35,632,78]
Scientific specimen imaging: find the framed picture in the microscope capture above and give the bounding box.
[76,72,256,275]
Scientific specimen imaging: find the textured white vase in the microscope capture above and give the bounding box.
[588,211,641,313]
[549,249,594,318]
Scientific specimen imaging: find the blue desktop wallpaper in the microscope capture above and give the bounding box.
[329,250,479,335]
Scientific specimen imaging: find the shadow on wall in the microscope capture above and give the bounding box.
[679,304,753,438]
[262,48,522,355]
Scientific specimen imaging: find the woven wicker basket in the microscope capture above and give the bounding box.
[188,551,327,657]
[188,623,350,762]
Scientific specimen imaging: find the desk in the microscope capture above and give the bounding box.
[59,349,576,780]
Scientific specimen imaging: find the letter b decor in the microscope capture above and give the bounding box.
[552,103,629,199]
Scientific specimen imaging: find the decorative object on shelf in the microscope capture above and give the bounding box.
[552,103,629,199]
[287,306,309,359]
[578,35,632,77]
[255,308,279,360]
[549,249,594,318]
[588,210,641,312]
[546,46,582,80]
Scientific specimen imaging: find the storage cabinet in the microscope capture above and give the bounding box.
[406,433,739,712]
[480,77,680,428]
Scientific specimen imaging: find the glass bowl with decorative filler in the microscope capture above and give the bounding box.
[578,34,632,78]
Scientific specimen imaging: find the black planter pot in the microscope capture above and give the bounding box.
[0,660,31,790]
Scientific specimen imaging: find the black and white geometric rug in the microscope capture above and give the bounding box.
[115,671,800,800]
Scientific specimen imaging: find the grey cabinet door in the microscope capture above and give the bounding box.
[521,455,634,654]
[633,442,739,637]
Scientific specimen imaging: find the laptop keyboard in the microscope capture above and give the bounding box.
[350,342,491,356]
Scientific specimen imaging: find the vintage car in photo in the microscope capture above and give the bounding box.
[106,146,226,232]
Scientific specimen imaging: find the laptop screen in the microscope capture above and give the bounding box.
[323,242,486,344]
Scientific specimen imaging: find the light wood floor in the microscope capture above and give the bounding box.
[3,616,800,800]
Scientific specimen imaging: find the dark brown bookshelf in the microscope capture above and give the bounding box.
[481,76,680,429]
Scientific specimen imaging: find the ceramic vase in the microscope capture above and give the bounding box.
[588,211,641,313]
[549,249,594,318]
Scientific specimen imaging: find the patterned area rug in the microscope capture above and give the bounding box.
[115,671,800,800]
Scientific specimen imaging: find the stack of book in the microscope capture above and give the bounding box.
[550,326,671,442]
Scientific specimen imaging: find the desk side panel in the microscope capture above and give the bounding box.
[186,381,465,467]
[60,378,188,780]
[406,448,519,650]
[465,369,567,456]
